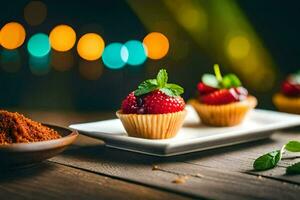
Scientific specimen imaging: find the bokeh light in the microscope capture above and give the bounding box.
[79,59,103,80]
[24,1,47,26]
[49,25,76,52]
[143,32,169,59]
[0,49,21,73]
[29,54,50,75]
[51,50,74,71]
[123,40,147,66]
[0,22,26,50]
[27,33,51,57]
[102,43,128,69]
[77,33,105,61]
[227,36,251,59]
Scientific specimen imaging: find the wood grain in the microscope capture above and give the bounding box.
[0,162,191,200]
[49,134,300,200]
[17,111,300,199]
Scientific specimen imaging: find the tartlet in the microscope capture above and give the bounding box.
[273,71,300,114]
[190,64,257,126]
[117,69,187,139]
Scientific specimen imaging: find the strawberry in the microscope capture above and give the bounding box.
[197,82,217,95]
[121,92,138,114]
[281,80,300,97]
[143,90,185,114]
[200,87,248,105]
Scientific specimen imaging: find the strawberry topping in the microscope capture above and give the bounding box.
[121,69,185,114]
[143,90,185,114]
[200,87,248,105]
[281,80,300,97]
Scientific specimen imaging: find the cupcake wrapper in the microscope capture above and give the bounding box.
[273,93,300,114]
[116,110,187,139]
[189,96,257,127]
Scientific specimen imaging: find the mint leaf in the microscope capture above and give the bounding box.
[222,74,241,88]
[285,141,300,152]
[134,79,158,96]
[202,74,219,88]
[253,150,282,171]
[134,68,184,97]
[156,69,168,87]
[286,162,300,174]
[160,83,184,96]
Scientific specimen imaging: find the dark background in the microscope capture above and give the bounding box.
[0,0,299,111]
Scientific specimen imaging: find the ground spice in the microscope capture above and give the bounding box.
[0,110,61,144]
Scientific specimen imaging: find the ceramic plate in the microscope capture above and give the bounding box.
[70,106,300,156]
[0,124,78,168]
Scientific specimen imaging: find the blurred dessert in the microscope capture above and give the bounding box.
[0,110,61,144]
[273,71,300,114]
[189,64,257,126]
[116,69,186,139]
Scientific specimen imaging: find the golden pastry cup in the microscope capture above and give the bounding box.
[189,96,257,127]
[116,110,187,139]
[273,93,300,114]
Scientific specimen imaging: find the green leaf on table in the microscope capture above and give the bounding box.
[156,69,168,87]
[134,79,158,96]
[286,162,300,175]
[285,141,300,152]
[253,150,282,171]
[202,74,219,88]
[221,74,241,89]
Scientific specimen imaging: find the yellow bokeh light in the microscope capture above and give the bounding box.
[0,22,26,50]
[143,32,169,60]
[77,33,105,61]
[49,25,76,52]
[227,36,250,59]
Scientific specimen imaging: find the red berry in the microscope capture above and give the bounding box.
[197,82,217,95]
[143,90,185,114]
[121,92,138,114]
[281,80,300,96]
[201,87,249,105]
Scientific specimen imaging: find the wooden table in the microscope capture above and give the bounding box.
[1,111,300,200]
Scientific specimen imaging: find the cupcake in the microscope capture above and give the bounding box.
[116,69,187,139]
[273,71,300,114]
[189,64,257,126]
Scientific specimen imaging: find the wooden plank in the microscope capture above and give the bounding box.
[0,162,191,200]
[165,129,300,184]
[49,135,300,200]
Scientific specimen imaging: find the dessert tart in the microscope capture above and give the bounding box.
[117,69,187,139]
[273,71,300,114]
[190,64,257,126]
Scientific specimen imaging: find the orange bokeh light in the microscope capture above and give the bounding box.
[49,24,76,52]
[0,22,26,50]
[77,33,105,61]
[143,32,169,60]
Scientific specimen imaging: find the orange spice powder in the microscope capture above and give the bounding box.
[0,110,61,144]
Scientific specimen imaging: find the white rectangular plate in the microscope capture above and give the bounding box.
[69,106,300,156]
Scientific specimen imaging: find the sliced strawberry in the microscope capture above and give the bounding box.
[281,80,300,97]
[197,82,217,95]
[143,90,185,114]
[200,88,240,105]
[234,87,248,101]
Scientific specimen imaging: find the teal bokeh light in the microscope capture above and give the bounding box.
[124,40,147,66]
[27,33,51,58]
[102,43,128,69]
